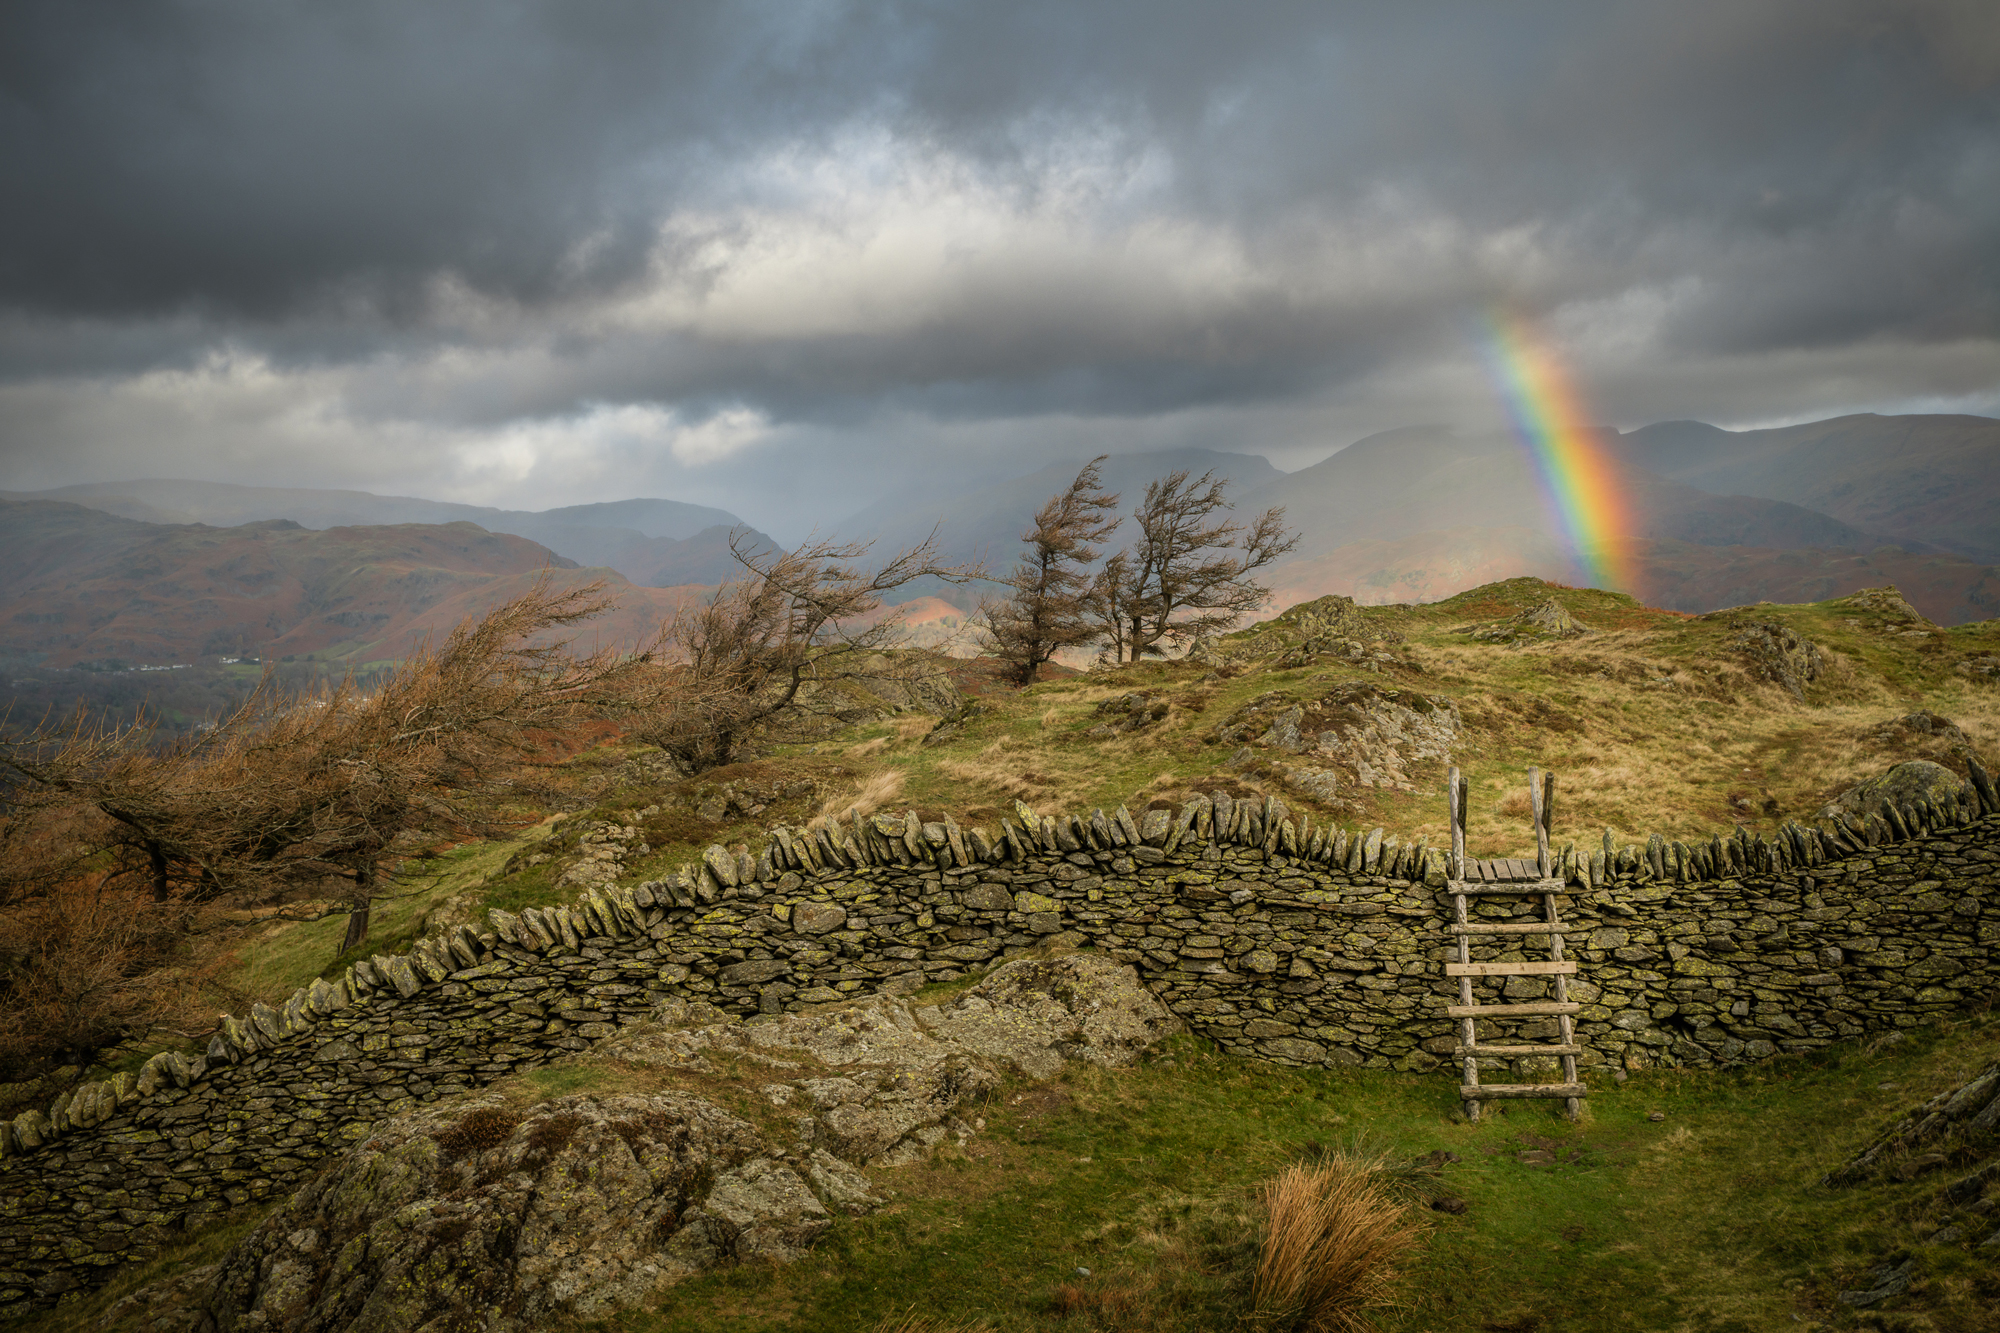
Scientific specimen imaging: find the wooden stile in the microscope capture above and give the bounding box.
[1444,767,1587,1122]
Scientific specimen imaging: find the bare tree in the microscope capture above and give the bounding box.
[629,531,982,772]
[980,456,1123,685]
[1091,470,1298,662]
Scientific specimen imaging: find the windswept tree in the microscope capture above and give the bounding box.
[0,575,628,1073]
[1091,470,1298,662]
[1,576,626,951]
[629,531,982,772]
[980,456,1122,685]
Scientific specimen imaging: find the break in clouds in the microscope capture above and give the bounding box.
[1,0,1996,533]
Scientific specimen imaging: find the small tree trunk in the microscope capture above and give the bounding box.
[339,859,376,955]
[147,842,170,901]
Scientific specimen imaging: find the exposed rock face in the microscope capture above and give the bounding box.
[186,956,1178,1333]
[202,1092,794,1332]
[557,821,649,890]
[1087,692,1170,739]
[1466,598,1588,644]
[1211,595,1411,672]
[916,955,1183,1080]
[1728,621,1828,699]
[1827,1060,2000,1187]
[603,954,1181,1163]
[1216,683,1459,795]
[1821,760,1970,822]
[1826,1059,2000,1296]
[922,699,990,747]
[1837,586,1932,627]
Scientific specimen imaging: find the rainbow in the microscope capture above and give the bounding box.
[1479,310,1635,592]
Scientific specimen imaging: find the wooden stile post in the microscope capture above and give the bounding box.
[1545,886,1582,1121]
[1528,766,1550,878]
[1448,765,1466,881]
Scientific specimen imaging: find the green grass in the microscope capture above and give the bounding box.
[55,576,2000,1328]
[567,1016,2000,1333]
[31,1015,2000,1332]
[223,823,548,1001]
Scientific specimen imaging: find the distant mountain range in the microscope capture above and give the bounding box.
[1614,413,2000,562]
[828,412,2000,625]
[0,500,695,667]
[6,413,1994,672]
[0,480,778,590]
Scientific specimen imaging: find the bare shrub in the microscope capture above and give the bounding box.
[627,532,981,773]
[0,873,210,1083]
[1253,1157,1419,1332]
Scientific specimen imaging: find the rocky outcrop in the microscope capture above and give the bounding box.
[1208,595,1412,672]
[1463,598,1588,644]
[1215,683,1459,795]
[203,1093,794,1332]
[1821,759,1972,823]
[172,956,1175,1333]
[557,821,650,890]
[1825,1060,2000,1190]
[1086,692,1170,739]
[601,954,1179,1165]
[1838,586,1933,627]
[1728,620,1828,699]
[1826,1059,2000,1306]
[922,699,990,747]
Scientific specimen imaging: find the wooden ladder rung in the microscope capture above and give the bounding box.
[1451,882,1566,896]
[1458,1043,1582,1057]
[1459,1082,1588,1100]
[1449,922,1566,936]
[1445,1001,1581,1018]
[1445,960,1576,977]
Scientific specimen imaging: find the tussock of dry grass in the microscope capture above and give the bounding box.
[1253,1158,1419,1333]
[813,770,906,826]
[869,1315,993,1333]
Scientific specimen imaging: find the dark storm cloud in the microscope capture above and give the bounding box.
[0,0,1994,518]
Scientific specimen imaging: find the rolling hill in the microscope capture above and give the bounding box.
[0,480,776,589]
[0,498,697,668]
[841,414,1998,625]
[1615,413,2000,561]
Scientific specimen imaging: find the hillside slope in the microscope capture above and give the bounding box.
[0,499,695,666]
[2,479,775,589]
[1618,412,2000,561]
[1241,425,1917,563]
[1262,528,2000,625]
[14,574,2000,1332]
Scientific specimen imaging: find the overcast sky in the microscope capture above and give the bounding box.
[1,0,1995,538]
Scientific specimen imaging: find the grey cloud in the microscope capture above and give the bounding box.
[0,0,1994,511]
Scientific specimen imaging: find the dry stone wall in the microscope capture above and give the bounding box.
[3,784,1997,1311]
